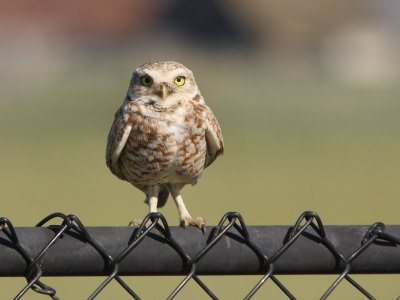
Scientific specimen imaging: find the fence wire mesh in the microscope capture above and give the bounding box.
[0,211,399,299]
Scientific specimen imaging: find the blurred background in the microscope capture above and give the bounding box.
[1,0,400,298]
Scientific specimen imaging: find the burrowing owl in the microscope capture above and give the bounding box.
[106,61,223,229]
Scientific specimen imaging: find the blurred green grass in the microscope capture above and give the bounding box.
[1,52,400,298]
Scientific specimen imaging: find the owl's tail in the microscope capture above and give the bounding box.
[157,186,169,208]
[144,185,169,208]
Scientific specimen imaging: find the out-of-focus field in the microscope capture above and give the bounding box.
[1,51,400,298]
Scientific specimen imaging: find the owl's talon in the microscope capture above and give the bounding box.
[199,217,207,233]
[179,220,187,228]
[201,223,206,234]
[129,219,143,227]
[180,216,206,231]
[129,219,154,228]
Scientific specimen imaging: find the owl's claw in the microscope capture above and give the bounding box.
[129,219,142,226]
[201,223,206,234]
[180,216,206,233]
[129,219,153,228]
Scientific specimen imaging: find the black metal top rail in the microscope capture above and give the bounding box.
[1,211,400,300]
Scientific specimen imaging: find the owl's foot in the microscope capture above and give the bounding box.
[180,216,206,233]
[129,219,153,227]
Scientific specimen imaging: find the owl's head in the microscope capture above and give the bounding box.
[127,61,199,106]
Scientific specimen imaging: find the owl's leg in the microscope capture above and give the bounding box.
[169,184,205,231]
[130,185,159,227]
[148,185,159,213]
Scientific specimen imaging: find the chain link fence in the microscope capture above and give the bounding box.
[1,211,399,299]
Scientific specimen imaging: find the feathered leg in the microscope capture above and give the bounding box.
[148,185,159,213]
[169,184,205,231]
[130,185,159,227]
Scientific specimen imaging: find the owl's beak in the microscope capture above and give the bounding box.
[161,84,168,100]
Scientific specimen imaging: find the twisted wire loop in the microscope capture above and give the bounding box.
[0,211,400,299]
[322,222,400,300]
[244,211,346,299]
[0,216,58,300]
[168,212,251,299]
[88,212,191,300]
[15,213,107,300]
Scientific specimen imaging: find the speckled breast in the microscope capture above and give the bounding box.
[119,103,207,187]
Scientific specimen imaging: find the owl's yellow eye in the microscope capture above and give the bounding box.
[141,76,153,86]
[174,76,185,86]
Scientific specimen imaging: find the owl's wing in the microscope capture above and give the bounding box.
[204,104,224,168]
[106,106,132,180]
